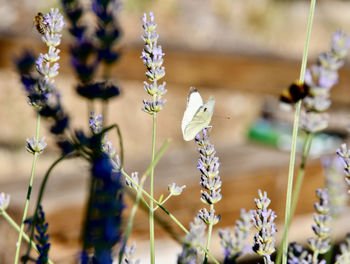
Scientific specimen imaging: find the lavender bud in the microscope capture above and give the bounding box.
[89,111,103,134]
[0,192,10,212]
[318,52,344,71]
[141,99,166,114]
[168,183,186,196]
[288,242,309,264]
[122,243,140,264]
[337,144,350,186]
[198,208,221,225]
[300,110,329,133]
[331,30,350,59]
[335,234,350,264]
[42,8,65,47]
[26,136,47,154]
[126,172,139,189]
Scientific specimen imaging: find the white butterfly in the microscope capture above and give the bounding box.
[181,87,215,141]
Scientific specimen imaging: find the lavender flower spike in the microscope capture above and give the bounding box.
[219,209,252,261]
[141,12,167,115]
[0,192,10,213]
[337,143,350,191]
[251,190,277,264]
[177,217,206,264]
[30,9,65,109]
[307,189,332,258]
[301,30,350,133]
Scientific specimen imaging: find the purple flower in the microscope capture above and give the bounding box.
[141,12,167,115]
[177,217,206,264]
[301,30,350,133]
[337,144,350,191]
[219,209,252,261]
[308,189,332,256]
[322,156,348,217]
[251,190,277,264]
[89,111,104,134]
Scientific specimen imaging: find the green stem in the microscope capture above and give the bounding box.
[281,1,316,263]
[118,138,170,263]
[290,133,313,217]
[154,193,172,210]
[2,211,54,264]
[14,113,41,264]
[121,169,219,264]
[276,133,313,264]
[203,204,214,264]
[118,176,147,264]
[24,155,68,260]
[149,113,157,264]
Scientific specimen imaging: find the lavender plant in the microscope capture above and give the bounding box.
[14,8,65,264]
[22,206,51,264]
[219,209,252,263]
[195,128,222,260]
[62,0,121,122]
[141,11,167,264]
[5,2,350,264]
[251,190,277,264]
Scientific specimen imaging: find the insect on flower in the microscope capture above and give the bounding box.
[33,12,47,35]
[280,80,309,104]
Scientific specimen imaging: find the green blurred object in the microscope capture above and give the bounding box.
[248,118,342,156]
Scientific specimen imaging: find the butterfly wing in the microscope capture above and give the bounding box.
[181,87,204,135]
[183,96,215,141]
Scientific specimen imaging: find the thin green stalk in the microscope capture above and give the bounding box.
[149,113,157,264]
[290,133,313,217]
[118,139,170,263]
[118,176,147,264]
[203,204,214,264]
[153,193,172,211]
[2,211,54,264]
[24,154,68,260]
[281,1,316,263]
[14,113,41,264]
[276,133,313,264]
[121,169,219,264]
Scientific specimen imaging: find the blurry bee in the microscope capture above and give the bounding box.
[280,80,309,104]
[33,12,47,35]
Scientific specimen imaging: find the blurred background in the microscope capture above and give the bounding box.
[1,0,350,263]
